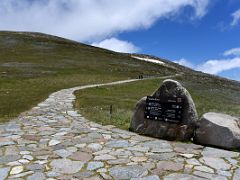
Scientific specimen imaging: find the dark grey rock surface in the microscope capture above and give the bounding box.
[130,79,198,141]
[194,112,240,150]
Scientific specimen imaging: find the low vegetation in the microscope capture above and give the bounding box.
[75,75,240,130]
[0,31,176,122]
[1,31,240,126]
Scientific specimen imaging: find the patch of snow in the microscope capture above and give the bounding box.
[131,55,165,65]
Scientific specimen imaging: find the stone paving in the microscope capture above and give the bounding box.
[0,79,240,180]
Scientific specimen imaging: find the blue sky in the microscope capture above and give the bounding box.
[0,0,240,81]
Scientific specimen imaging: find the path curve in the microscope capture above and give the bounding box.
[0,78,240,180]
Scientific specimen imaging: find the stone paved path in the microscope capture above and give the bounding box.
[0,79,240,180]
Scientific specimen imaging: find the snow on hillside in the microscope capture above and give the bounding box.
[131,55,165,65]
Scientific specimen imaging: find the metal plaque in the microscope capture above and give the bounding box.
[144,96,184,123]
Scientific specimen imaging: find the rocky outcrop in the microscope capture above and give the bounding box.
[194,112,240,150]
[130,79,198,141]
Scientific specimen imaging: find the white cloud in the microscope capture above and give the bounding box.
[0,0,210,42]
[174,49,240,76]
[192,47,240,76]
[224,47,240,57]
[92,38,139,53]
[231,9,240,26]
[174,58,194,68]
[189,0,209,18]
[196,57,240,74]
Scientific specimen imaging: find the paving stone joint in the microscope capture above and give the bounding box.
[0,80,239,179]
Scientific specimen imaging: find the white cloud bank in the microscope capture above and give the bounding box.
[175,48,240,76]
[196,57,240,74]
[174,58,194,68]
[231,9,240,26]
[0,0,210,52]
[92,38,139,53]
[224,48,240,57]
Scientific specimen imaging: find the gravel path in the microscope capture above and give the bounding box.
[0,79,240,180]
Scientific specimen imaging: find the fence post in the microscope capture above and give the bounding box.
[109,105,113,118]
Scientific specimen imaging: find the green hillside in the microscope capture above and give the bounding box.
[75,74,240,130]
[0,31,240,124]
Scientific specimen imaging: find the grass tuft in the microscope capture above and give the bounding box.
[75,77,240,130]
[1,31,240,125]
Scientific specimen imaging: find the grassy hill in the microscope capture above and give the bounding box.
[75,72,240,130]
[0,31,240,125]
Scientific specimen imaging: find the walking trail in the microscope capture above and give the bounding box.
[0,79,240,180]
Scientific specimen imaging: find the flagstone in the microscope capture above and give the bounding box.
[50,159,84,174]
[0,80,238,180]
[0,167,10,180]
[10,166,24,175]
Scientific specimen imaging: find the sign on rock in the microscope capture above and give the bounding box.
[130,79,198,141]
[144,96,184,123]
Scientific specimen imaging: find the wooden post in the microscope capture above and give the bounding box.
[109,105,113,118]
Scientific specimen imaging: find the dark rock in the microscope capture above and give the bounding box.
[194,112,240,150]
[130,79,198,141]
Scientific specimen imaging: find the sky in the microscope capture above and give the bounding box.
[0,0,240,81]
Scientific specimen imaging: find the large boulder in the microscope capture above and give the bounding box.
[130,79,198,141]
[194,112,240,150]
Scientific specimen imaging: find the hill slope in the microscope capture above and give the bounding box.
[74,72,240,130]
[0,31,240,122]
